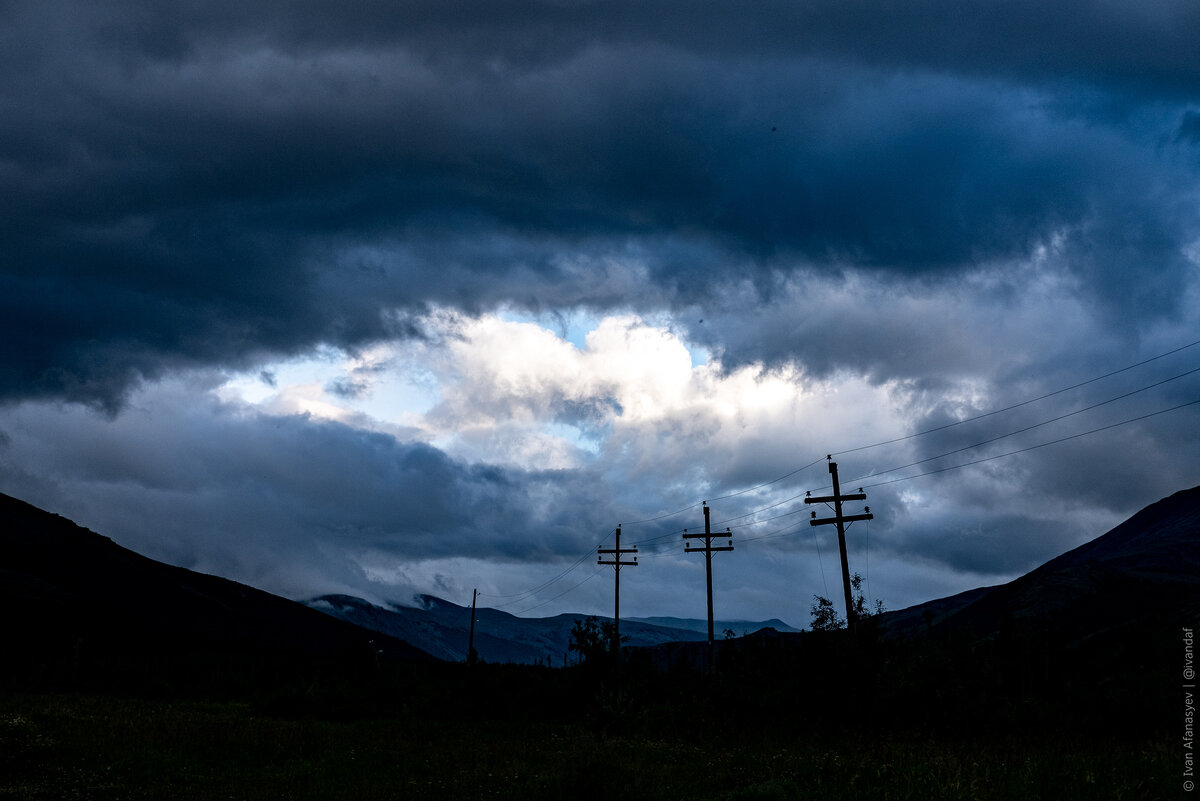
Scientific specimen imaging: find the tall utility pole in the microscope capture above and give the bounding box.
[467,588,478,665]
[597,526,638,653]
[683,503,734,645]
[805,458,873,630]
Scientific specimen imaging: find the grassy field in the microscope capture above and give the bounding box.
[0,690,1174,800]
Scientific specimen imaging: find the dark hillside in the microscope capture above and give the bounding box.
[915,485,1200,640]
[0,492,436,691]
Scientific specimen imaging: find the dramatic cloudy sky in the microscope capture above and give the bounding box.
[3,0,1199,628]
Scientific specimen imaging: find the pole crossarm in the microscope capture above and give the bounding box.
[597,542,638,567]
[682,529,731,539]
[810,512,873,526]
[806,492,867,503]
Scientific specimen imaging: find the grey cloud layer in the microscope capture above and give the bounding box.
[4,0,1199,406]
[0,380,620,596]
[0,377,1109,612]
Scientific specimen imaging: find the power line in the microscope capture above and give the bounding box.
[486,394,1198,617]
[812,523,829,598]
[676,392,1200,544]
[493,383,1200,609]
[833,338,1200,458]
[839,364,1200,486]
[624,341,1200,530]
[858,397,1200,490]
[470,340,1200,615]
[479,534,608,605]
[729,519,808,546]
[511,569,602,616]
[522,390,1200,604]
[619,455,825,525]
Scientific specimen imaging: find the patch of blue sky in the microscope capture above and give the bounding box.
[217,346,441,424]
[499,307,597,350]
[499,305,710,368]
[217,347,346,405]
[544,421,602,456]
[351,368,441,423]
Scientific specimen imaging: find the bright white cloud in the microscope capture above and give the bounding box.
[412,312,911,483]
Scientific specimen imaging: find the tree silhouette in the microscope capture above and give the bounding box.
[850,572,884,620]
[810,595,845,631]
[568,616,626,664]
[811,572,883,630]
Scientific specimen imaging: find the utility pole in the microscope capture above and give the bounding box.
[805,458,873,630]
[597,526,638,653]
[683,503,734,645]
[467,588,478,665]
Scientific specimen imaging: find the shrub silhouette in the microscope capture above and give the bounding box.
[810,572,883,630]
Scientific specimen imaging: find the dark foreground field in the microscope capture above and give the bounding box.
[0,619,1184,801]
[0,691,1172,801]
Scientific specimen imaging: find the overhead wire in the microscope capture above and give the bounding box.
[511,387,1199,611]
[627,342,1200,530]
[511,569,602,615]
[470,339,1200,614]
[812,525,829,598]
[835,364,1200,486]
[495,390,1199,611]
[621,457,830,526]
[478,531,610,607]
[643,389,1200,563]
[857,396,1200,490]
[833,337,1200,457]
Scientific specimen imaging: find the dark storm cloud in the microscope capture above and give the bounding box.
[3,0,1199,407]
[35,1,1200,91]
[1180,110,1200,142]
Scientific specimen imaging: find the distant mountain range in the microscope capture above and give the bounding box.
[3,484,1198,683]
[306,594,800,665]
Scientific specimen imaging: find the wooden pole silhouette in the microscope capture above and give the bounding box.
[683,503,733,645]
[597,526,638,653]
[467,588,478,665]
[806,458,873,630]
